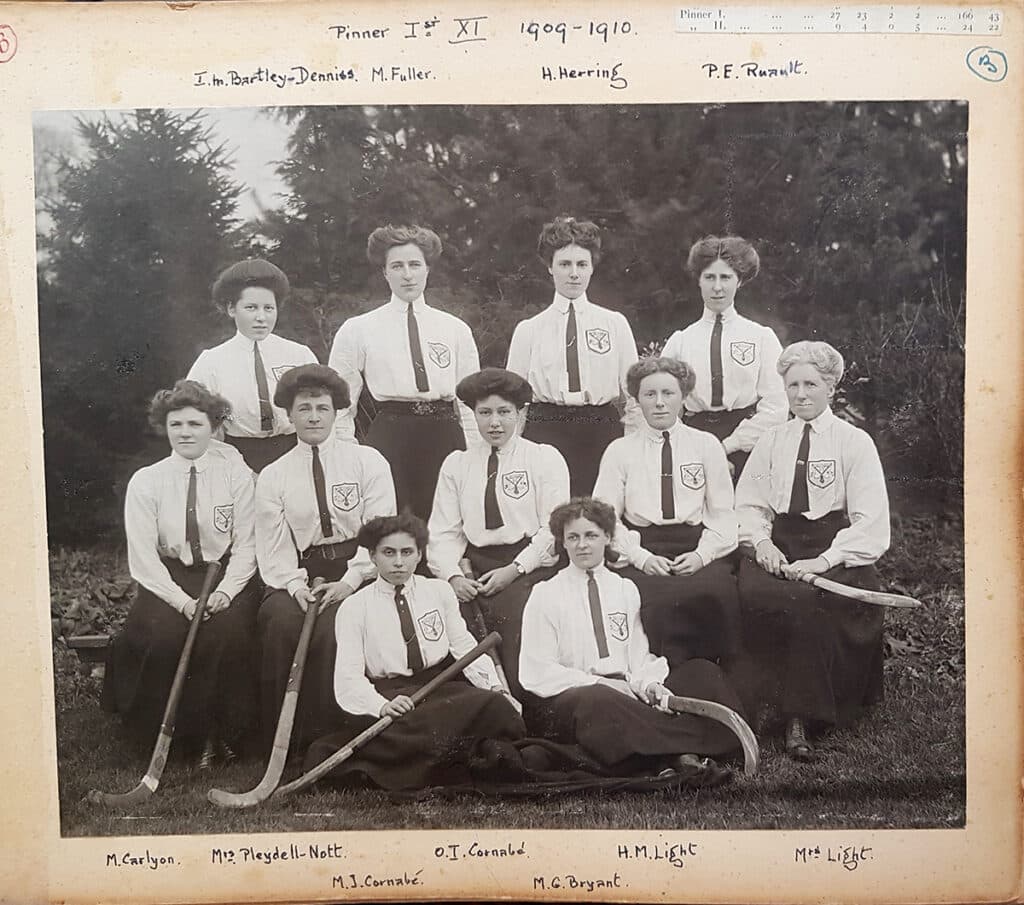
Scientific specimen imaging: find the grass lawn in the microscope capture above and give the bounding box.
[51,507,965,836]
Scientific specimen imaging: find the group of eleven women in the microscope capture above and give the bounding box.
[101,218,891,791]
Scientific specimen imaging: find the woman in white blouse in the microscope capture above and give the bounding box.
[662,236,787,478]
[187,259,318,473]
[593,357,740,668]
[519,498,744,780]
[102,380,260,767]
[735,341,890,761]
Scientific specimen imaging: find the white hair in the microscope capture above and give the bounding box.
[776,341,845,387]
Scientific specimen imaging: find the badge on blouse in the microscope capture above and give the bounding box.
[730,341,756,366]
[585,328,612,354]
[213,505,233,533]
[417,609,444,642]
[502,471,530,499]
[679,463,706,489]
[332,482,360,511]
[272,365,297,380]
[608,612,629,642]
[808,460,837,489]
[427,342,451,368]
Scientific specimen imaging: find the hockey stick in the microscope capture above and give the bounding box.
[273,632,502,799]
[88,561,221,808]
[799,573,922,608]
[459,557,514,696]
[662,694,760,777]
[208,578,326,808]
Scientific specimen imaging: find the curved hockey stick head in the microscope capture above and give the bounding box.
[86,772,158,808]
[663,694,760,777]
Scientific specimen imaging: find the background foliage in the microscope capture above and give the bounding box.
[36,102,967,542]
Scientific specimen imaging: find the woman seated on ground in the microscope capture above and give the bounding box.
[427,367,570,699]
[662,236,787,479]
[304,513,525,790]
[735,340,890,761]
[255,364,396,755]
[102,380,261,766]
[594,357,741,668]
[518,498,744,781]
[187,259,318,473]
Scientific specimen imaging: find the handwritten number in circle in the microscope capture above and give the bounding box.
[966,45,1007,82]
[0,25,16,63]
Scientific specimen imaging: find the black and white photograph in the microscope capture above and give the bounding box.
[36,99,969,839]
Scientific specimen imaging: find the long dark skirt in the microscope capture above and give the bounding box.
[683,404,756,479]
[733,512,885,730]
[620,521,741,668]
[523,402,622,497]
[304,658,527,790]
[462,540,561,701]
[525,659,745,772]
[223,433,297,474]
[256,540,361,754]
[365,403,465,520]
[101,559,261,753]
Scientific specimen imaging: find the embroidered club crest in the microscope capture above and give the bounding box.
[427,342,451,368]
[331,482,360,511]
[213,505,233,533]
[502,471,530,499]
[679,463,706,490]
[271,365,296,380]
[417,609,444,642]
[585,328,612,354]
[608,612,629,642]
[808,460,837,489]
[730,341,756,366]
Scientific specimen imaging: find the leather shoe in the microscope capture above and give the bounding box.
[785,718,815,762]
[198,739,217,770]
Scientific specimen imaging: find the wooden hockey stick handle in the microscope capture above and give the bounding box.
[274,632,502,798]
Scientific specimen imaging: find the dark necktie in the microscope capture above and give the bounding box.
[660,431,675,520]
[484,447,504,529]
[311,446,333,539]
[407,305,430,392]
[566,301,581,393]
[185,465,204,565]
[787,422,812,515]
[710,313,724,407]
[254,342,273,433]
[394,584,425,672]
[586,569,609,658]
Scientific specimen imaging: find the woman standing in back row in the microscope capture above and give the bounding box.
[662,237,787,479]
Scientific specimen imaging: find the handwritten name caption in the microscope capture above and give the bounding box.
[194,66,356,89]
[533,873,624,892]
[211,842,343,866]
[617,841,699,869]
[522,20,634,44]
[106,850,176,871]
[795,844,874,871]
[541,63,628,89]
[702,60,805,78]
[435,840,527,860]
[332,869,424,889]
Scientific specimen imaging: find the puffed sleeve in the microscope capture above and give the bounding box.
[614,312,643,434]
[254,465,307,597]
[661,330,684,364]
[328,317,365,444]
[820,428,891,568]
[441,582,501,689]
[334,594,390,717]
[214,457,258,601]
[426,451,470,581]
[724,325,787,454]
[339,447,398,592]
[454,320,484,449]
[515,445,568,573]
[694,434,738,565]
[592,439,650,570]
[519,583,600,698]
[735,430,777,549]
[505,319,532,381]
[186,349,217,394]
[124,469,192,613]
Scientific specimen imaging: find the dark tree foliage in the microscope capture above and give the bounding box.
[40,110,243,540]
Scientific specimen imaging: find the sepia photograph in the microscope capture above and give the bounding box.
[37,99,967,838]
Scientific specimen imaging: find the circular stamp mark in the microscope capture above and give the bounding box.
[0,25,17,63]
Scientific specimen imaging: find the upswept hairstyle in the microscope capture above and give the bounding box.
[548,497,618,551]
[776,341,845,388]
[358,512,430,554]
[456,368,534,410]
[685,236,760,281]
[273,364,351,412]
[366,225,443,267]
[212,259,290,312]
[537,216,602,266]
[148,379,232,434]
[626,357,697,400]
